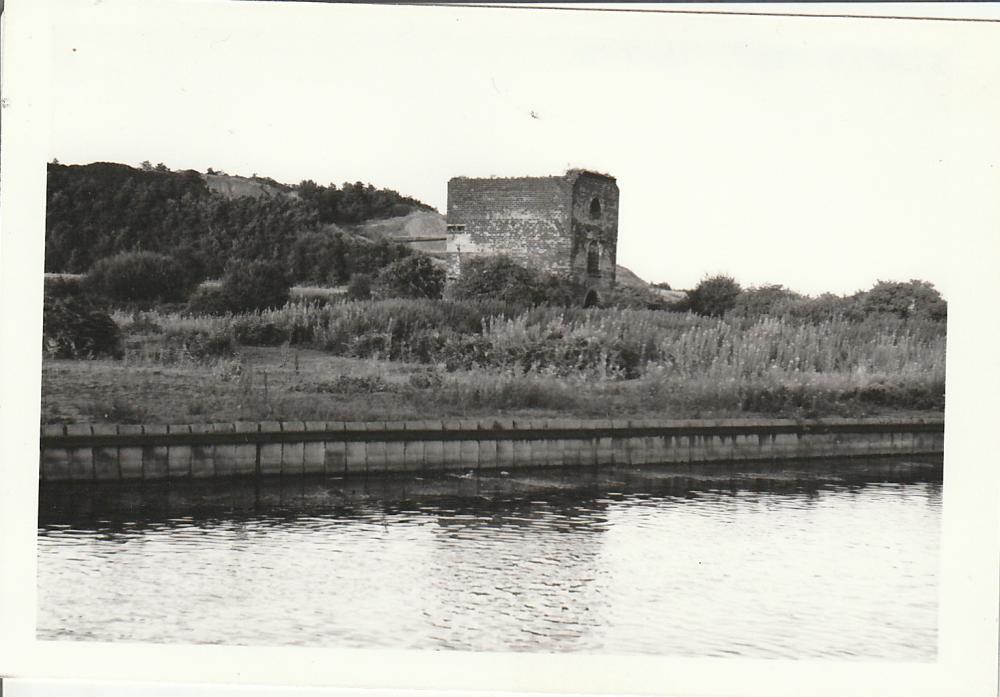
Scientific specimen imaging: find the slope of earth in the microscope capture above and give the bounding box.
[615,264,650,289]
[204,173,297,200]
[355,211,448,252]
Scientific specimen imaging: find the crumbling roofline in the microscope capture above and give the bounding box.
[449,169,615,184]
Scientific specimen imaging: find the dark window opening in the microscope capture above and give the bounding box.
[584,289,599,308]
[589,197,602,219]
[587,241,600,275]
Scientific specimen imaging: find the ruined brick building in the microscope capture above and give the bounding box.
[444,170,619,306]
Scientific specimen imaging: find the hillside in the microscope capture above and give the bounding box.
[614,264,650,289]
[45,161,432,279]
[355,210,448,252]
[204,173,298,200]
[44,161,671,295]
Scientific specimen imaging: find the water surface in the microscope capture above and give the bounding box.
[37,458,942,658]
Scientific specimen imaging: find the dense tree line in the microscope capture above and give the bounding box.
[45,161,433,280]
[684,275,947,323]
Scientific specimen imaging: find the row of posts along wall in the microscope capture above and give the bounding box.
[38,417,945,482]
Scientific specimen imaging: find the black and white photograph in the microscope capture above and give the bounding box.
[1,1,998,696]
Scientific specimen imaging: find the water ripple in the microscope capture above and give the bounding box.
[37,462,942,659]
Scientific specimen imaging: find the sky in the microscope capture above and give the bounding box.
[42,1,1000,296]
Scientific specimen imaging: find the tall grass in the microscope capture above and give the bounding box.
[111,299,945,384]
[49,300,945,422]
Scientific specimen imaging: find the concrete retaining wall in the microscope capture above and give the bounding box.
[38,417,945,483]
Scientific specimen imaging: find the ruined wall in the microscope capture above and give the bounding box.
[570,173,619,292]
[445,176,574,275]
[445,171,619,298]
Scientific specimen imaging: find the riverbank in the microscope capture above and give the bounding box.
[41,345,945,425]
[39,415,944,482]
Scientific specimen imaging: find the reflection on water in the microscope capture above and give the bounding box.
[37,458,942,658]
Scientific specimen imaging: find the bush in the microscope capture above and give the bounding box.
[288,229,349,285]
[537,273,587,307]
[43,275,85,299]
[601,285,675,310]
[859,280,947,321]
[170,244,209,288]
[785,293,865,323]
[729,284,803,319]
[687,274,742,317]
[185,286,232,316]
[85,251,195,305]
[219,259,290,313]
[43,294,123,359]
[232,318,290,346]
[447,255,582,307]
[373,256,446,300]
[346,273,373,301]
[448,255,539,305]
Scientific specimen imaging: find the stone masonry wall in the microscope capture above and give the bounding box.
[570,173,620,293]
[39,417,945,482]
[446,176,574,275]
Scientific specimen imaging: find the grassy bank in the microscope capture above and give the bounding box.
[41,347,942,425]
[40,301,946,425]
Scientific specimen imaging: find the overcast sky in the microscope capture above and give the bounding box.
[44,1,1000,295]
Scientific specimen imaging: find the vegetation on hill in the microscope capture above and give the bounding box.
[45,161,433,281]
[287,228,412,286]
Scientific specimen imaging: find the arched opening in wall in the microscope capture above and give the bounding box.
[589,197,602,219]
[584,289,599,308]
[587,241,600,276]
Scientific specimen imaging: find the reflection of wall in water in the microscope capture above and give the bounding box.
[37,458,943,530]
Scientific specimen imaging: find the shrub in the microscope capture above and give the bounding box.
[43,275,85,299]
[85,251,195,305]
[185,286,232,316]
[859,280,947,321]
[537,273,587,307]
[43,294,123,359]
[346,273,373,301]
[601,284,674,310]
[687,274,742,317]
[729,284,803,319]
[373,255,446,300]
[170,244,209,289]
[288,229,349,285]
[447,255,581,307]
[232,318,290,346]
[219,259,290,313]
[448,255,539,305]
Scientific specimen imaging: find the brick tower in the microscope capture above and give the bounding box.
[444,170,619,306]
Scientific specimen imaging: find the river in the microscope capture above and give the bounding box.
[37,457,941,659]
